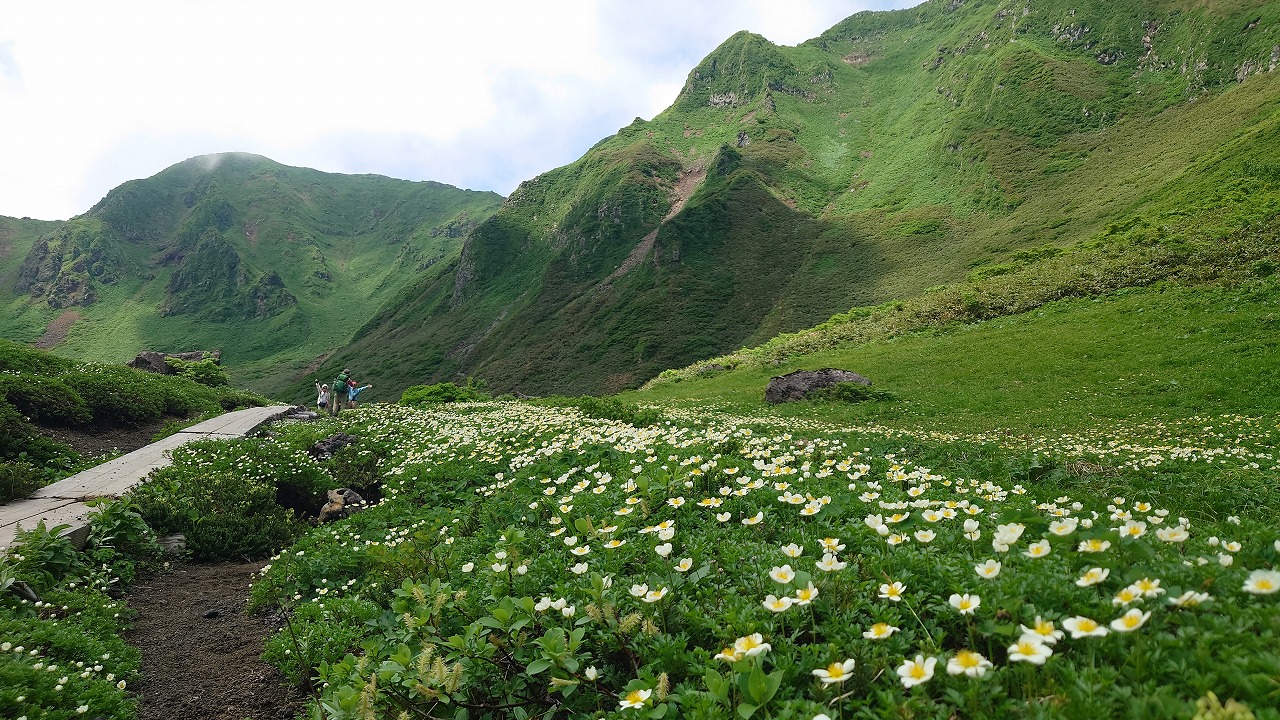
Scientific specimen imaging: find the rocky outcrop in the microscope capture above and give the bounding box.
[765,368,872,404]
[127,350,223,375]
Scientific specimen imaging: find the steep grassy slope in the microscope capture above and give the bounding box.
[330,0,1280,399]
[0,154,503,394]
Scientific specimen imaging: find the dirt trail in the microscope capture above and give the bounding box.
[126,561,306,720]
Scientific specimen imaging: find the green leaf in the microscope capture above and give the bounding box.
[737,702,758,719]
[747,663,768,704]
[526,658,553,675]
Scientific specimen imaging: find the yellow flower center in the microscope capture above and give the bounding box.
[1078,619,1098,631]
[826,662,844,676]
[956,651,980,668]
[910,664,926,679]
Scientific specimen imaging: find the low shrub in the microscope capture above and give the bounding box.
[62,365,167,426]
[164,354,231,387]
[0,374,91,425]
[399,380,489,405]
[130,438,323,560]
[0,459,59,504]
[0,402,79,468]
[537,394,664,426]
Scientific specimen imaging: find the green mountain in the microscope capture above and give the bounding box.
[0,153,503,394]
[321,0,1280,399]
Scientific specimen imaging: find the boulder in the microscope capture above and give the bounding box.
[765,368,872,404]
[309,432,358,460]
[127,350,222,375]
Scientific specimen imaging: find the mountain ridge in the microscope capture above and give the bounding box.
[318,0,1280,399]
[0,152,503,393]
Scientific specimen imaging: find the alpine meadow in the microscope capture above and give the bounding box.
[2,1,1279,719]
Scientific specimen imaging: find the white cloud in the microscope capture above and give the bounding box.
[0,0,912,220]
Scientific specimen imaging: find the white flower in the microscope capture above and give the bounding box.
[1075,567,1110,587]
[654,543,673,558]
[1007,637,1053,664]
[569,562,589,575]
[1062,616,1109,639]
[863,622,899,640]
[769,565,795,584]
[974,559,1001,579]
[763,594,794,612]
[1243,569,1280,595]
[490,563,507,573]
[1110,608,1150,632]
[815,553,847,572]
[812,658,856,684]
[949,593,980,614]
[896,655,937,688]
[879,581,906,602]
[629,583,649,598]
[781,543,804,557]
[460,562,475,572]
[1023,539,1052,558]
[946,650,992,677]
[674,557,694,572]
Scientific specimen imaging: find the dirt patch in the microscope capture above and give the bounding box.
[127,561,306,720]
[39,418,170,461]
[35,310,82,349]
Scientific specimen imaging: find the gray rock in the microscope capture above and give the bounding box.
[318,488,365,523]
[765,368,872,404]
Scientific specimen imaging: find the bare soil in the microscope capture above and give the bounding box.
[39,418,171,461]
[126,561,307,720]
[35,309,82,348]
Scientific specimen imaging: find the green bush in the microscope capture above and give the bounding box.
[130,438,322,560]
[0,459,58,504]
[0,401,79,468]
[399,380,489,405]
[62,365,167,425]
[0,339,76,375]
[261,596,381,686]
[0,373,91,425]
[537,394,664,427]
[164,354,231,387]
[10,521,86,593]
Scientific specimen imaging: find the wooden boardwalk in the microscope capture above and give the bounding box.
[0,405,301,552]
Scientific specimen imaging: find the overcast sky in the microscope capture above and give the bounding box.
[2,1,910,220]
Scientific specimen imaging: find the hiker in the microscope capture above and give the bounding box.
[347,380,372,408]
[331,368,352,414]
[315,382,330,412]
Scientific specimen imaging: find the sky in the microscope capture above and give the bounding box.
[2,1,910,221]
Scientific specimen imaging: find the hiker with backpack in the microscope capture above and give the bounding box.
[331,368,352,414]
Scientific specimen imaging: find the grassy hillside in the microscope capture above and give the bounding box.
[0,154,503,396]
[330,0,1280,398]
[632,276,1280,434]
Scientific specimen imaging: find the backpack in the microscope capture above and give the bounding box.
[335,372,350,388]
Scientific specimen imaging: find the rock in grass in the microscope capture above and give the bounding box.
[765,368,872,404]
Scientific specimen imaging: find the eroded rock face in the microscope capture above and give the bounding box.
[127,350,222,374]
[765,368,872,404]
